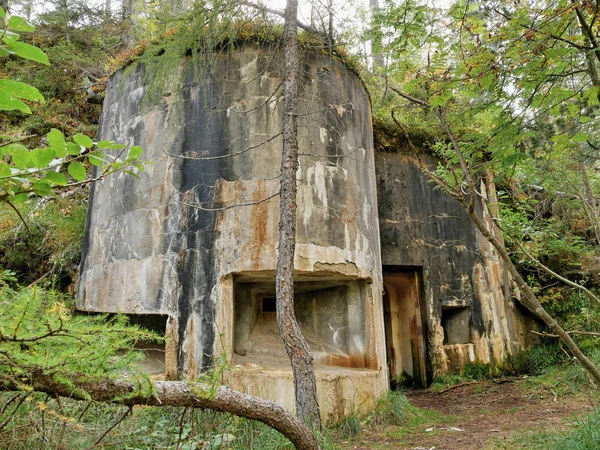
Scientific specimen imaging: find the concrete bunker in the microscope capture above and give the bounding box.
[77,37,536,422]
[78,42,389,423]
[233,274,368,369]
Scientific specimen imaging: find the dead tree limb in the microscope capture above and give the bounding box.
[0,374,320,450]
[516,241,600,305]
[437,381,479,394]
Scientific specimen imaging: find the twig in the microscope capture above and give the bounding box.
[6,201,30,233]
[178,190,280,212]
[0,134,37,147]
[0,394,25,431]
[163,133,282,161]
[175,407,189,450]
[516,241,600,305]
[437,381,479,394]
[0,394,21,416]
[93,406,132,446]
[27,270,53,288]
[532,330,600,338]
[78,401,93,420]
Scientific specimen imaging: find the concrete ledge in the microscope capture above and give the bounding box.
[226,365,388,425]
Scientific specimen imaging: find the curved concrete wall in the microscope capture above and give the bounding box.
[78,44,387,422]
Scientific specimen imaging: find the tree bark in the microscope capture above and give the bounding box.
[0,373,320,450]
[369,0,385,70]
[121,0,134,48]
[277,0,322,431]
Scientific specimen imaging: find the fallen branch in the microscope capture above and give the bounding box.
[0,373,320,450]
[437,381,479,394]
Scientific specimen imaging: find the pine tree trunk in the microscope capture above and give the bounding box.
[277,0,322,431]
[121,0,134,48]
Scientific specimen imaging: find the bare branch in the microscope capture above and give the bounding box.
[5,200,30,233]
[177,190,280,212]
[516,241,600,305]
[389,86,429,106]
[163,133,282,161]
[238,0,316,34]
[94,406,132,446]
[532,330,600,338]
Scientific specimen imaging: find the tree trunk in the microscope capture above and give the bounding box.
[432,106,600,385]
[369,0,385,69]
[467,207,600,383]
[395,88,600,385]
[277,0,322,431]
[121,0,134,48]
[0,373,320,450]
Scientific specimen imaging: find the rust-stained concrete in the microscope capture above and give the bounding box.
[78,43,387,423]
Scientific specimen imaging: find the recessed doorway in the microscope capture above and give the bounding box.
[383,268,427,387]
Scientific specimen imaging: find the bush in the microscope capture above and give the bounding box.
[366,391,416,427]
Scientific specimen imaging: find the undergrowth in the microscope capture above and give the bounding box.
[0,393,340,450]
[490,408,600,449]
[0,196,87,289]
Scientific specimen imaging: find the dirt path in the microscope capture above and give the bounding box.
[342,380,594,450]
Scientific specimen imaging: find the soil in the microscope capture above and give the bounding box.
[340,380,595,450]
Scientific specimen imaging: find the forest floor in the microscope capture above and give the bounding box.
[337,379,595,450]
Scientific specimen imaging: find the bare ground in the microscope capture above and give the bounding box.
[339,380,595,450]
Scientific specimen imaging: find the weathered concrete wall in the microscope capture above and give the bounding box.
[375,142,533,376]
[78,43,387,422]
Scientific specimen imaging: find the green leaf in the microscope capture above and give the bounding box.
[48,129,66,157]
[0,47,9,57]
[73,134,93,149]
[7,41,49,65]
[7,16,35,32]
[127,146,142,160]
[2,30,20,44]
[572,132,588,143]
[67,162,86,181]
[30,147,56,168]
[0,79,44,102]
[123,170,140,179]
[0,94,31,113]
[0,162,10,177]
[9,192,28,203]
[88,152,105,167]
[0,7,6,19]
[66,142,82,156]
[44,171,68,186]
[10,146,30,169]
[97,140,113,149]
[32,180,52,196]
